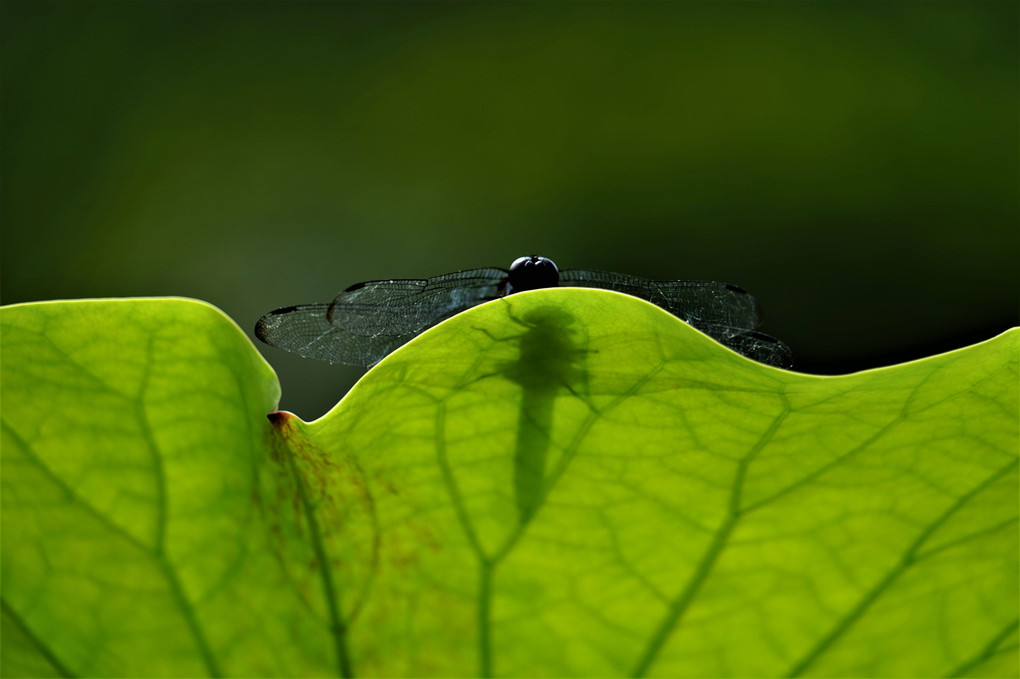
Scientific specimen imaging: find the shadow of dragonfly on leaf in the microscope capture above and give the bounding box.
[474,302,596,529]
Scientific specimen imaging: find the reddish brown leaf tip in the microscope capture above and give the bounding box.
[267,410,298,427]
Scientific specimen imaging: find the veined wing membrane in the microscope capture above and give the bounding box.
[327,267,508,336]
[255,303,416,366]
[559,269,761,330]
[697,323,793,368]
[560,269,792,367]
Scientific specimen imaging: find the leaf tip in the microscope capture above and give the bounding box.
[267,410,301,432]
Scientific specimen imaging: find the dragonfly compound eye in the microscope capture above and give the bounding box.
[507,256,560,293]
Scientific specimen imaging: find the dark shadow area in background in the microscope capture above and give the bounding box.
[1,1,1016,418]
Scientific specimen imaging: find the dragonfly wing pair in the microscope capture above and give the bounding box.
[557,269,759,330]
[254,302,413,366]
[556,269,790,367]
[255,268,507,367]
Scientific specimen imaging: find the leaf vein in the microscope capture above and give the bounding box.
[785,458,1019,677]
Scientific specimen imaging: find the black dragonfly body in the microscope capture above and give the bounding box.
[255,256,792,368]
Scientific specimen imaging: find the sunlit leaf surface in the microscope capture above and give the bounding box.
[2,293,1016,677]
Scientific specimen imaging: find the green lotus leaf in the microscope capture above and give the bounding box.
[1,292,1016,677]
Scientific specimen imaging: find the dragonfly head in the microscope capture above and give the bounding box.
[507,256,559,294]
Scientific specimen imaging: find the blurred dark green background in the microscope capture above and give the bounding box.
[3,2,1017,419]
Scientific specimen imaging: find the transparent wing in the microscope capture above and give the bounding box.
[327,267,508,337]
[697,323,793,368]
[255,303,417,367]
[560,269,791,367]
[559,269,761,330]
[255,267,509,366]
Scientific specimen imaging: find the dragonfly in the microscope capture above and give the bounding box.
[255,255,792,368]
